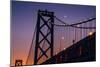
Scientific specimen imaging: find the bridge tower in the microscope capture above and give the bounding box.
[34,10,54,65]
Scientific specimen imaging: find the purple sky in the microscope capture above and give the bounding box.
[11,1,96,66]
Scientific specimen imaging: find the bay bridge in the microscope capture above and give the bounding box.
[15,10,96,66]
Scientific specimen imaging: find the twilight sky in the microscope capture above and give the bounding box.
[11,1,96,66]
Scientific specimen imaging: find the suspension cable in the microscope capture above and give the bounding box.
[26,24,37,65]
[52,16,96,29]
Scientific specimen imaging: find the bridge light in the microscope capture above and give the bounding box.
[64,16,67,18]
[61,37,64,40]
[84,19,87,21]
[88,32,93,36]
[56,52,57,54]
[80,21,82,22]
[77,25,80,27]
[89,18,92,19]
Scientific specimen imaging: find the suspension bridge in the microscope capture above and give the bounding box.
[15,10,96,66]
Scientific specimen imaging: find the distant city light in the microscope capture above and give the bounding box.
[64,48,66,50]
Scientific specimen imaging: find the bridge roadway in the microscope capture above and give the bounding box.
[42,33,96,64]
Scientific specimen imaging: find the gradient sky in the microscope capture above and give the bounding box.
[11,1,96,66]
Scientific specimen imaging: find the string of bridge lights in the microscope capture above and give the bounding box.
[50,16,96,29]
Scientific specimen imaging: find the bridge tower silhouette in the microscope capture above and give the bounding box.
[34,10,54,65]
[26,9,96,66]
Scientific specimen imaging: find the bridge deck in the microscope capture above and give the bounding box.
[42,33,96,64]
